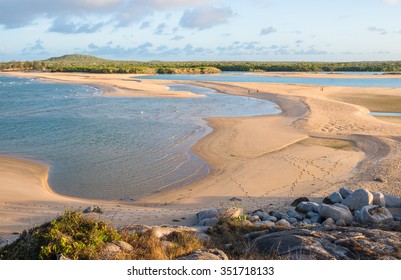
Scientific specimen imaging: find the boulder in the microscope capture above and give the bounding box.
[198,217,219,227]
[383,194,401,208]
[335,219,347,227]
[318,203,353,225]
[286,210,303,221]
[295,202,319,214]
[290,197,309,207]
[196,209,219,222]
[253,226,401,260]
[286,217,298,224]
[177,249,228,260]
[306,211,320,219]
[247,215,261,222]
[301,219,312,225]
[276,219,291,228]
[83,205,103,214]
[339,187,352,199]
[322,218,335,226]
[220,207,244,220]
[323,192,343,205]
[269,211,284,220]
[372,192,386,207]
[254,220,276,227]
[359,205,393,224]
[342,189,373,211]
[262,215,277,223]
[101,241,134,259]
[310,215,322,224]
[253,211,275,222]
[253,229,335,260]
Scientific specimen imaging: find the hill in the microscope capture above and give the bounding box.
[45,54,110,63]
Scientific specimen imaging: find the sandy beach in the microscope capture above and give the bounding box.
[1,72,401,239]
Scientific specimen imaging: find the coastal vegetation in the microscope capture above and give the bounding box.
[1,54,401,74]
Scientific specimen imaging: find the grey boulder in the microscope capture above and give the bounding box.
[323,192,343,205]
[342,189,373,211]
[318,203,353,225]
[359,205,393,224]
[295,202,319,214]
[383,194,401,208]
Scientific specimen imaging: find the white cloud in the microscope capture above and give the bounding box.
[179,6,234,30]
[382,0,400,5]
[260,26,277,36]
[0,0,216,30]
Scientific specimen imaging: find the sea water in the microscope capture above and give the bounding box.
[0,76,280,200]
[140,72,401,88]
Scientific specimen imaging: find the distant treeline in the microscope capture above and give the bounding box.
[1,54,401,74]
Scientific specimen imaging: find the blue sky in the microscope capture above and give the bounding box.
[0,0,400,61]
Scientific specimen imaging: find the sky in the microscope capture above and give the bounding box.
[0,0,401,62]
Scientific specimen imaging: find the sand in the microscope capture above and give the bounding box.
[1,71,401,239]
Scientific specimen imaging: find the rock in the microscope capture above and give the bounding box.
[247,215,261,222]
[177,249,228,260]
[323,192,343,205]
[372,177,386,183]
[229,197,242,202]
[354,210,362,223]
[221,207,244,220]
[295,202,319,214]
[372,192,386,207]
[306,211,320,219]
[319,204,353,225]
[335,219,347,227]
[101,241,134,259]
[286,210,303,221]
[287,217,298,224]
[339,187,352,199]
[290,197,309,207]
[239,220,253,227]
[196,209,219,222]
[342,189,373,211]
[322,218,335,226]
[276,219,291,228]
[383,194,401,208]
[253,229,335,260]
[254,221,275,227]
[269,211,284,220]
[301,219,312,225]
[394,215,401,222]
[198,217,219,227]
[310,215,322,224]
[359,205,393,224]
[281,214,290,220]
[254,227,401,260]
[114,241,134,252]
[57,254,71,260]
[83,205,103,214]
[263,215,277,223]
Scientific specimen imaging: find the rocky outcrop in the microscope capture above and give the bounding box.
[177,249,228,260]
[251,226,401,260]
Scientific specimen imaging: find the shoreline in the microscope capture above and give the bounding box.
[1,72,401,237]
